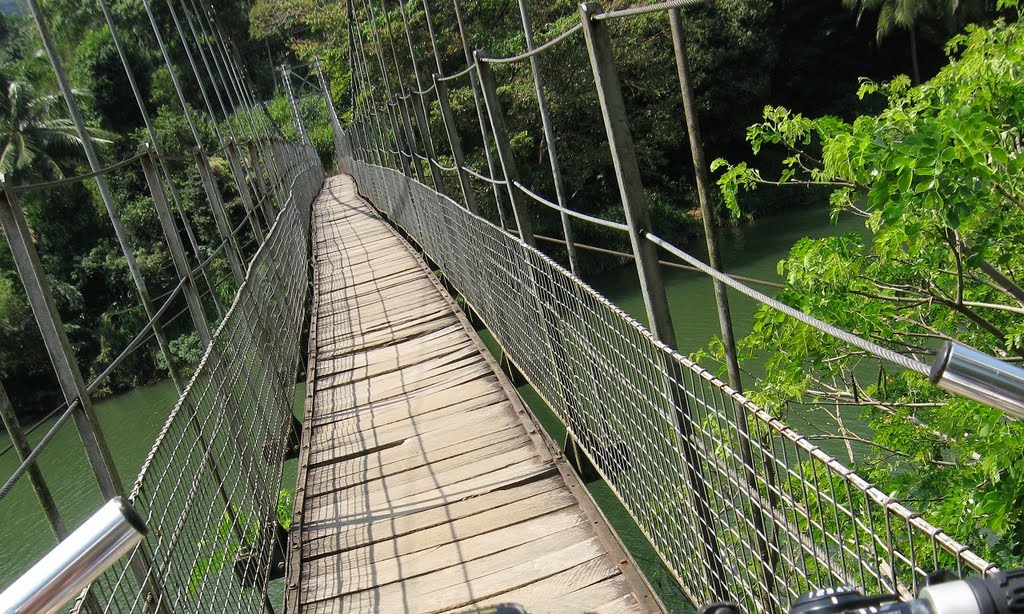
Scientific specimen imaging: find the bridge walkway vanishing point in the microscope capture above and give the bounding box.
[286,175,662,614]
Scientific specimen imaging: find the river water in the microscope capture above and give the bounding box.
[0,381,181,588]
[0,203,863,604]
[590,206,867,447]
[0,382,305,595]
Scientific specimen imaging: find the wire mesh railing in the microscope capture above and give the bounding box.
[0,134,322,610]
[331,0,1024,608]
[83,145,323,614]
[339,156,993,612]
[0,0,338,608]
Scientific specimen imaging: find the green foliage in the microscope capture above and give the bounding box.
[0,1,278,420]
[73,27,152,133]
[0,68,108,184]
[714,11,1024,563]
[276,488,293,530]
[843,0,962,43]
[188,489,292,593]
[170,332,204,366]
[249,0,314,41]
[266,95,336,168]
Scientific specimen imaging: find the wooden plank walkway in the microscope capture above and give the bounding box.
[286,175,662,614]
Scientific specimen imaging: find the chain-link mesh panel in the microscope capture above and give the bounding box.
[343,157,993,612]
[80,144,323,614]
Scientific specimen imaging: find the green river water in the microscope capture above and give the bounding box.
[0,204,865,607]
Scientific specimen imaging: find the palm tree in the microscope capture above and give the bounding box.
[0,60,107,186]
[842,0,961,84]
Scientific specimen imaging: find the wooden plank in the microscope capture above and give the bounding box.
[300,475,570,547]
[479,556,624,608]
[307,397,517,464]
[291,175,656,614]
[310,380,505,429]
[309,444,539,500]
[310,534,609,613]
[317,265,430,293]
[302,461,556,524]
[317,268,434,296]
[314,303,455,344]
[316,336,478,384]
[313,362,494,412]
[305,452,548,519]
[301,482,577,563]
[305,428,528,495]
[318,258,422,280]
[301,508,591,601]
[592,593,645,614]
[483,576,640,614]
[317,314,461,355]
[316,283,439,311]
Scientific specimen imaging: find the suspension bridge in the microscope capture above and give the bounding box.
[0,0,1011,612]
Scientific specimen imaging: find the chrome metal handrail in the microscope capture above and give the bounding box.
[0,498,147,614]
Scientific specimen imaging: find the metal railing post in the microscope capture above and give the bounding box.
[150,141,283,545]
[475,53,535,247]
[141,146,214,343]
[246,140,277,223]
[410,91,447,196]
[579,2,730,600]
[0,188,121,501]
[451,0,510,228]
[516,0,580,275]
[396,1,446,197]
[395,97,428,184]
[26,0,190,404]
[351,118,367,162]
[433,74,479,214]
[194,147,246,286]
[94,0,223,322]
[578,5,672,343]
[669,10,742,393]
[266,137,290,210]
[140,143,264,567]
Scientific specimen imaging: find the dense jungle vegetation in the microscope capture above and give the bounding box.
[3,0,1024,570]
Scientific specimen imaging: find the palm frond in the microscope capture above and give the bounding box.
[0,74,111,183]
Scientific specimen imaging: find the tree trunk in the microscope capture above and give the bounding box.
[909,25,921,85]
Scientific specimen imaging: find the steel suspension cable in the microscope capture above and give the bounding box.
[354,4,408,170]
[139,0,245,276]
[96,0,224,318]
[163,0,231,146]
[451,0,507,221]
[514,0,580,274]
[175,0,266,239]
[396,0,446,194]
[645,232,932,376]
[365,0,427,183]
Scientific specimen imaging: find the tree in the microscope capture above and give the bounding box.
[842,0,962,84]
[0,65,107,184]
[712,7,1024,564]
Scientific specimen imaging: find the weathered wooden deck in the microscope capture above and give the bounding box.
[286,175,661,613]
